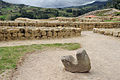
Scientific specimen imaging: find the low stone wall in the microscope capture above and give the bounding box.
[77,18,103,22]
[93,28,120,37]
[15,17,77,22]
[15,18,58,22]
[0,21,120,30]
[0,27,81,41]
[78,19,102,22]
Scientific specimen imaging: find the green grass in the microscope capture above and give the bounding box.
[0,15,7,20]
[115,12,120,16]
[104,20,120,22]
[0,43,81,74]
[3,7,13,11]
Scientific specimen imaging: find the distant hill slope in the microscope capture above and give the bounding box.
[107,0,120,10]
[80,8,120,17]
[0,0,108,20]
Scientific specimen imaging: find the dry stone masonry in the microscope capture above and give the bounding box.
[61,49,91,73]
[0,17,120,41]
[0,27,81,41]
[0,21,120,30]
[93,28,120,37]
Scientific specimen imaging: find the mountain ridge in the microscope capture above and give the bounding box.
[66,1,107,8]
[0,0,111,20]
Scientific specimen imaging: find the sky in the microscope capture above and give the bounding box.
[3,0,108,8]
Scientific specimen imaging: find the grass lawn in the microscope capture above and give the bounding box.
[0,43,81,74]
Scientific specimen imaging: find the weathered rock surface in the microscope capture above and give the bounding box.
[61,49,91,73]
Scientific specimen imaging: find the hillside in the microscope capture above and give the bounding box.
[107,0,120,9]
[80,8,120,16]
[0,0,108,20]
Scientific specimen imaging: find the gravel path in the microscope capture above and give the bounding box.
[3,31,120,80]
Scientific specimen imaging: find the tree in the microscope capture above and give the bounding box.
[107,0,120,9]
[66,9,72,13]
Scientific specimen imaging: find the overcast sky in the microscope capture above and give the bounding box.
[3,0,108,8]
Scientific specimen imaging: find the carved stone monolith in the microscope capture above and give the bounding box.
[61,49,91,73]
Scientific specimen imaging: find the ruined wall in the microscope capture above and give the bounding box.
[93,28,120,37]
[0,27,81,41]
[78,19,102,22]
[77,17,103,22]
[15,18,57,22]
[0,21,120,30]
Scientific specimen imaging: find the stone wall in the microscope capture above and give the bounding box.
[78,18,102,22]
[77,17,103,22]
[0,21,120,30]
[15,18,57,22]
[0,27,81,41]
[50,17,76,22]
[93,28,120,37]
[15,17,77,22]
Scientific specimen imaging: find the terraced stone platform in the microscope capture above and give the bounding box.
[0,27,81,41]
[0,21,120,30]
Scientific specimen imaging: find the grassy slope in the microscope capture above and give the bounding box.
[0,43,81,74]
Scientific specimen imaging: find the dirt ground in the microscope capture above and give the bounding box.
[1,31,120,80]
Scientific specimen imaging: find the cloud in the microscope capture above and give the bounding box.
[3,0,108,8]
